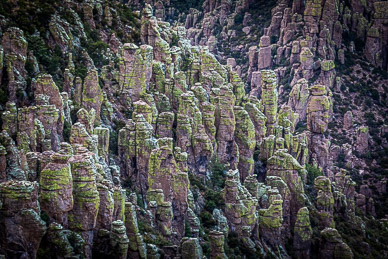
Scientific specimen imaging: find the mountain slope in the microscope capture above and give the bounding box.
[0,1,387,259]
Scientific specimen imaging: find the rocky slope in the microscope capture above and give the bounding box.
[0,0,387,258]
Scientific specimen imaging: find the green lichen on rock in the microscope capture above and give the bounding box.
[294,207,313,242]
[321,60,335,71]
[259,198,283,228]
[180,237,203,259]
[40,158,73,223]
[320,228,354,259]
[261,70,278,135]
[234,106,256,181]
[314,176,335,228]
[110,220,129,259]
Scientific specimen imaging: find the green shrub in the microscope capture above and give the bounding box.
[170,33,179,47]
[63,120,71,142]
[170,0,205,13]
[184,219,193,237]
[209,156,226,189]
[337,150,346,168]
[199,210,215,228]
[225,231,258,258]
[181,55,192,71]
[82,40,109,67]
[295,120,307,134]
[234,13,244,24]
[47,45,63,77]
[371,89,379,101]
[27,35,50,67]
[188,172,206,192]
[0,86,9,106]
[306,163,323,185]
[74,65,88,80]
[204,190,224,212]
[1,0,58,34]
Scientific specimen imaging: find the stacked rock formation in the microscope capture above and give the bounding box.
[306,84,333,172]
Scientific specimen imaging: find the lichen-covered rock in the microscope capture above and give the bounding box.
[314,176,335,229]
[223,170,257,235]
[0,130,28,181]
[290,133,309,166]
[306,85,332,134]
[133,100,154,128]
[110,220,129,259]
[134,114,158,194]
[259,197,283,228]
[212,209,229,235]
[180,237,203,259]
[118,120,137,182]
[261,70,278,136]
[49,15,73,52]
[186,207,201,237]
[0,181,46,258]
[16,103,59,152]
[258,35,272,69]
[82,69,104,123]
[148,141,189,237]
[343,111,353,130]
[70,110,97,154]
[267,149,306,223]
[94,127,110,163]
[200,48,228,88]
[0,1,387,257]
[244,98,267,146]
[125,202,147,259]
[68,147,100,257]
[234,106,256,182]
[112,187,126,221]
[214,86,238,167]
[258,186,284,250]
[46,223,85,258]
[299,47,314,80]
[293,207,313,258]
[278,104,299,141]
[355,126,369,154]
[1,27,28,101]
[40,151,73,225]
[82,2,96,29]
[306,84,332,171]
[147,243,161,259]
[119,43,153,103]
[156,112,174,138]
[229,68,245,104]
[147,189,173,236]
[320,228,354,259]
[35,74,64,135]
[2,102,18,137]
[288,79,310,123]
[118,115,157,196]
[209,230,228,259]
[266,175,292,231]
[321,60,335,72]
[95,182,114,230]
[177,91,213,174]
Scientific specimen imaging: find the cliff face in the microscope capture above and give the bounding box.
[0,0,387,258]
